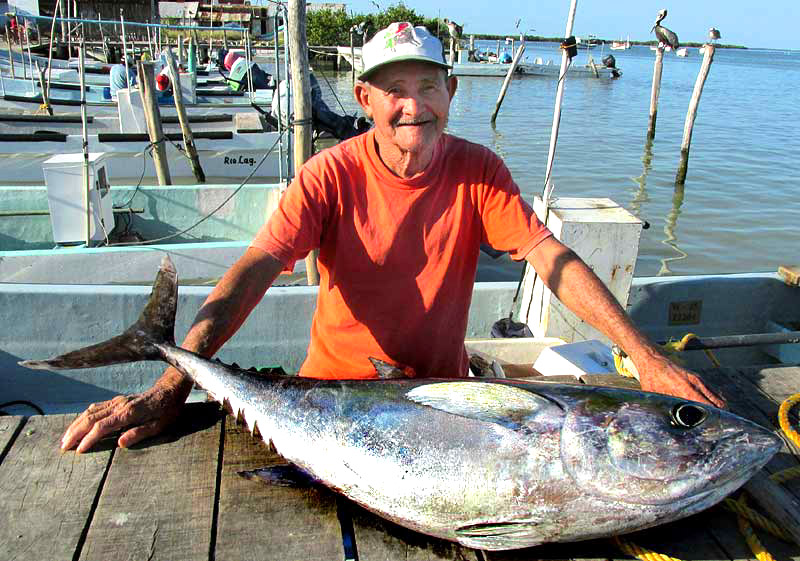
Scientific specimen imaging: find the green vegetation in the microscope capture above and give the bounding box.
[307,4,444,46]
[307,6,746,50]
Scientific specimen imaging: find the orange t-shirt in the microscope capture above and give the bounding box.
[250,130,551,379]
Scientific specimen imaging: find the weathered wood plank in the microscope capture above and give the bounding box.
[0,415,25,461]
[214,413,344,561]
[0,414,111,561]
[347,500,481,561]
[78,402,222,561]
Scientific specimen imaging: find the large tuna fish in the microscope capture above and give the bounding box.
[21,258,780,551]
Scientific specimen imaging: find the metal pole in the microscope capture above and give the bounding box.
[542,0,578,205]
[120,9,130,85]
[274,9,284,181]
[46,0,60,100]
[79,40,91,247]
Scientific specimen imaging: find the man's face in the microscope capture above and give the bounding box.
[354,61,457,159]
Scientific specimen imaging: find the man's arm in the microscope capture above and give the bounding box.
[526,237,725,407]
[60,247,287,453]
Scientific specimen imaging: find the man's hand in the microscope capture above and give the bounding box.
[61,383,187,453]
[636,352,726,408]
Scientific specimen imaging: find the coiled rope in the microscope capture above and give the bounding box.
[611,335,800,560]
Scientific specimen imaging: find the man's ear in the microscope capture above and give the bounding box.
[447,75,458,100]
[353,81,373,119]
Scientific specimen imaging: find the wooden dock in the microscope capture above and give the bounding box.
[1,365,799,560]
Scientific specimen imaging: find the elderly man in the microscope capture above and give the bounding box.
[60,23,724,453]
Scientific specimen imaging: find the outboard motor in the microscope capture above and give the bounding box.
[601,54,622,78]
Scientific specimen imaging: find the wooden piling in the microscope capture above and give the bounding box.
[588,56,599,78]
[5,26,15,79]
[449,37,455,66]
[490,43,525,125]
[676,44,715,184]
[647,46,664,140]
[137,61,172,186]
[35,62,53,116]
[163,48,205,183]
[349,29,355,84]
[287,0,319,286]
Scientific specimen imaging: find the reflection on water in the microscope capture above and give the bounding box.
[629,137,653,216]
[658,182,688,276]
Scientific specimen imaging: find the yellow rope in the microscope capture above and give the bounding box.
[612,536,682,561]
[778,393,800,449]
[723,498,791,541]
[736,495,778,561]
[769,465,800,484]
[610,341,800,561]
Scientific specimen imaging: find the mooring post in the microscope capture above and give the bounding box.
[164,48,205,183]
[5,26,15,79]
[35,62,52,115]
[137,61,172,186]
[490,43,525,124]
[287,0,319,285]
[449,37,455,66]
[647,46,664,140]
[676,44,715,184]
[349,28,355,84]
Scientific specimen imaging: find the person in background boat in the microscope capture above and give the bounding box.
[59,22,726,454]
[109,62,137,98]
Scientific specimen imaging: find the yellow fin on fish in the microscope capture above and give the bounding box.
[405,381,562,431]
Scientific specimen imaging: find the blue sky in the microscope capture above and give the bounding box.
[336,0,800,50]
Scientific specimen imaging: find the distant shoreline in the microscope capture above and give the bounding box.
[469,35,747,50]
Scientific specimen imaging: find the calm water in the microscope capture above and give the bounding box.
[311,43,800,278]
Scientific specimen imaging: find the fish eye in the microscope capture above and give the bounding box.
[671,403,707,428]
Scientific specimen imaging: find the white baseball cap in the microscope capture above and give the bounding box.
[358,22,450,81]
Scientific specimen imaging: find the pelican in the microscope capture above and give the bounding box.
[708,27,721,43]
[442,18,463,42]
[651,9,679,51]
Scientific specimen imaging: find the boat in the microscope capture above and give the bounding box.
[676,47,689,57]
[451,57,621,79]
[610,36,631,50]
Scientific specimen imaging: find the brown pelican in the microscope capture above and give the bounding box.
[651,9,679,51]
[442,18,463,42]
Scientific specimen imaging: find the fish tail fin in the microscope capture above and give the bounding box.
[19,256,178,371]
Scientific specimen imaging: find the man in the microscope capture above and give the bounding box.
[60,23,724,453]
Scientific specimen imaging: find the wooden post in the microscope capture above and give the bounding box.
[163,48,205,183]
[177,35,184,66]
[5,27,15,79]
[137,61,172,185]
[35,62,53,115]
[676,44,715,184]
[647,46,664,140]
[287,0,319,286]
[588,56,599,78]
[222,28,228,50]
[496,39,500,60]
[349,29,355,84]
[449,37,455,66]
[490,44,525,124]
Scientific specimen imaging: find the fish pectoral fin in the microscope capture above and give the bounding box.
[405,381,563,432]
[455,520,544,550]
[238,464,320,488]
[369,357,414,379]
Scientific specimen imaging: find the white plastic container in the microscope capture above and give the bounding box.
[532,339,617,379]
[42,153,114,245]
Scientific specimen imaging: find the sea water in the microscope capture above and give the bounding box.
[311,43,800,278]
